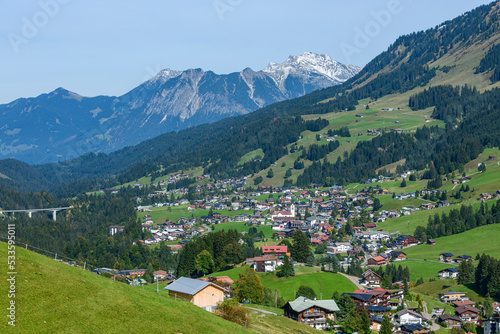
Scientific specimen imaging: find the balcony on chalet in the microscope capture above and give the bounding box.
[303,312,324,318]
[302,317,327,324]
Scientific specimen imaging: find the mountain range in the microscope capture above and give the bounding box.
[2,1,500,194]
[0,52,360,164]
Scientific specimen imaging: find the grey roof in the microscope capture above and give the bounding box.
[367,305,392,312]
[401,324,426,332]
[287,296,340,313]
[395,309,423,319]
[165,277,224,295]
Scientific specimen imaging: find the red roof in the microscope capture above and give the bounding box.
[263,245,287,253]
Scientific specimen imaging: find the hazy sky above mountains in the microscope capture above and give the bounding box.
[0,0,493,103]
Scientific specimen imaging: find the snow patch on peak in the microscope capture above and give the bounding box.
[150,69,182,84]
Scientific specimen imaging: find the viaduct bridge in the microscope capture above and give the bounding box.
[0,207,72,221]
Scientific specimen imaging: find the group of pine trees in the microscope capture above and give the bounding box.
[414,200,500,242]
[176,229,259,277]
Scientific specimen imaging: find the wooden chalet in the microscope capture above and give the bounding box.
[396,235,420,247]
[283,296,339,330]
[455,305,480,324]
[362,269,381,286]
[438,314,463,329]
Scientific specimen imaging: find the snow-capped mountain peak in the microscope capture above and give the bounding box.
[263,52,361,90]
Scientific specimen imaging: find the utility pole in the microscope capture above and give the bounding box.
[157,276,159,293]
[275,290,277,308]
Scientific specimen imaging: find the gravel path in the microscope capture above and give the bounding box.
[339,273,364,289]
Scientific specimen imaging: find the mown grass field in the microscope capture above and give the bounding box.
[212,222,275,239]
[403,224,500,260]
[411,278,498,305]
[211,265,357,302]
[400,259,457,282]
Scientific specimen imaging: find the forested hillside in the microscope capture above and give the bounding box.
[0,2,500,197]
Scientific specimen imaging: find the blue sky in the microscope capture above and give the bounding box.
[0,0,493,103]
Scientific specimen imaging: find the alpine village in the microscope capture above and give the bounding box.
[3,2,500,334]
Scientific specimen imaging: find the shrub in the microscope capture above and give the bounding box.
[215,300,250,327]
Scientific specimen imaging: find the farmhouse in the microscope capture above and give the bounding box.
[283,296,339,330]
[165,277,226,312]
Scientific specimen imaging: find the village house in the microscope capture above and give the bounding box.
[484,318,500,334]
[109,225,125,235]
[368,255,390,266]
[361,269,381,286]
[395,309,424,325]
[440,253,454,262]
[438,268,459,279]
[452,300,475,308]
[166,277,226,312]
[396,235,420,247]
[421,203,435,210]
[438,291,467,303]
[390,251,407,261]
[262,245,288,257]
[367,305,392,318]
[153,270,168,280]
[246,255,282,273]
[115,269,146,278]
[455,255,471,262]
[370,316,384,331]
[344,289,390,308]
[438,314,463,329]
[480,193,494,200]
[493,302,500,314]
[400,324,430,334]
[283,296,339,330]
[327,242,352,254]
[455,305,480,324]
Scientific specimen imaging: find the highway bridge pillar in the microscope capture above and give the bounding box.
[52,210,57,221]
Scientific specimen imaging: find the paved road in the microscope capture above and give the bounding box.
[422,301,441,331]
[339,273,364,289]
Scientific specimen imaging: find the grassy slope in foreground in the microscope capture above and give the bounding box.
[211,265,357,301]
[0,243,317,334]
